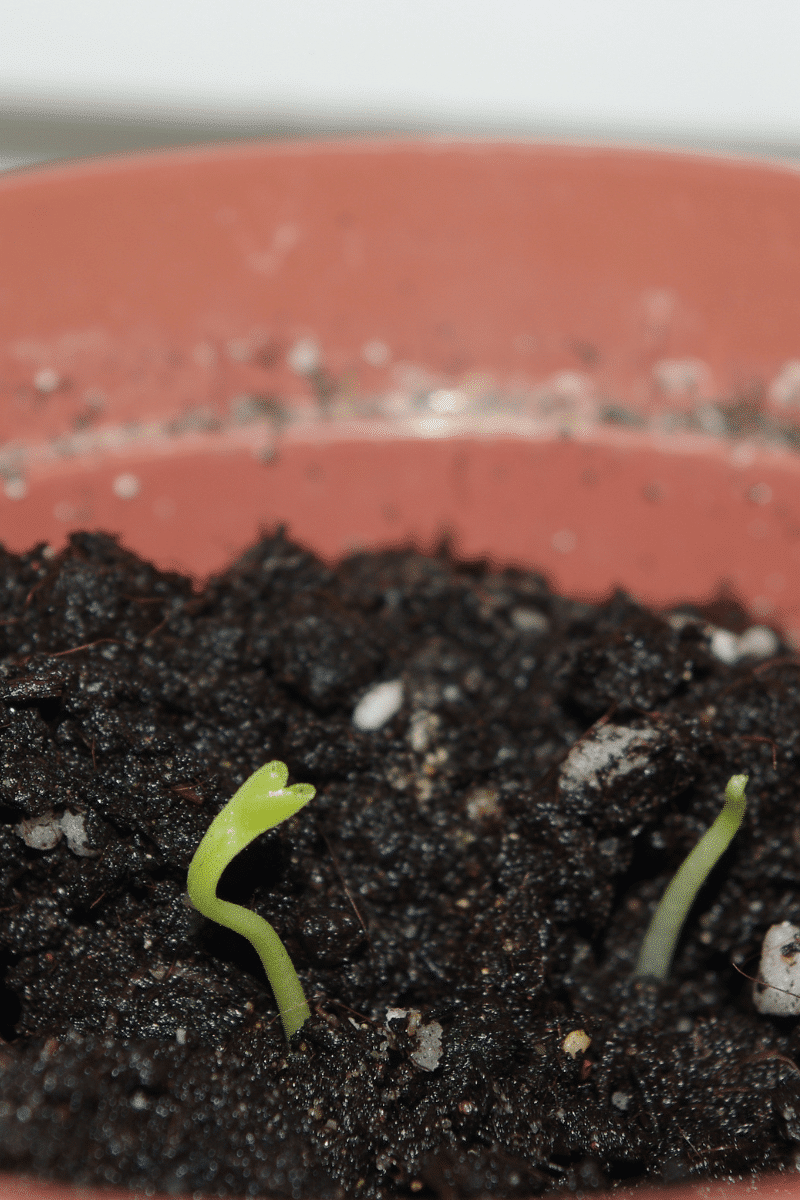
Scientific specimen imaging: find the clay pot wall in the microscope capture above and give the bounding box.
[2,140,800,1200]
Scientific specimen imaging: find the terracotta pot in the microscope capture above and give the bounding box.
[2,140,800,1200]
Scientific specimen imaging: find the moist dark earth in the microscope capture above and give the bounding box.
[2,532,800,1198]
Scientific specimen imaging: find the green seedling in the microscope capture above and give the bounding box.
[187,760,315,1040]
[634,773,748,981]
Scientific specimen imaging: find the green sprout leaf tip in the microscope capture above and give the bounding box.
[634,772,748,982]
[187,760,315,1040]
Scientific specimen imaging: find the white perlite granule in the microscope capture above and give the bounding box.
[17,813,62,851]
[753,921,800,1015]
[59,811,97,857]
[410,1021,444,1072]
[352,679,404,731]
[668,614,780,666]
[709,624,779,666]
[385,1008,444,1071]
[509,606,550,635]
[559,724,659,796]
[17,810,97,857]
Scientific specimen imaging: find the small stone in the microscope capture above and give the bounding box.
[559,724,658,796]
[738,625,779,660]
[352,679,404,731]
[753,922,800,1015]
[562,1029,591,1058]
[17,813,63,851]
[709,624,779,665]
[385,1007,409,1027]
[60,811,97,858]
[510,606,550,634]
[709,627,740,665]
[410,1021,444,1072]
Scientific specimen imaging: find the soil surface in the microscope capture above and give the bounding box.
[1,531,800,1198]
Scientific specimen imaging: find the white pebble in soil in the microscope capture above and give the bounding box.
[352,679,404,731]
[59,811,97,858]
[559,724,659,798]
[510,606,549,635]
[562,1029,591,1058]
[738,625,780,658]
[709,628,740,665]
[753,921,800,1015]
[17,813,63,851]
[410,1020,444,1072]
[17,811,97,857]
[709,624,779,666]
[385,1008,444,1072]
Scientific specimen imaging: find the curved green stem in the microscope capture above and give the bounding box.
[187,760,315,1039]
[634,773,748,981]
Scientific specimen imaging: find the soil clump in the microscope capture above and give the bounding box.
[1,530,799,1197]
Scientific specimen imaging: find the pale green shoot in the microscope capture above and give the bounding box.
[187,760,315,1039]
[634,773,748,981]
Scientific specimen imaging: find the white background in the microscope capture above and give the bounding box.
[2,0,800,149]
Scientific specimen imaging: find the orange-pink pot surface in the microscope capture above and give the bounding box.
[1,142,800,637]
[3,140,800,415]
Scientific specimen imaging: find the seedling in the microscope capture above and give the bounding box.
[634,773,748,981]
[187,760,315,1039]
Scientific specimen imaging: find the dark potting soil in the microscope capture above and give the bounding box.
[1,531,800,1199]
